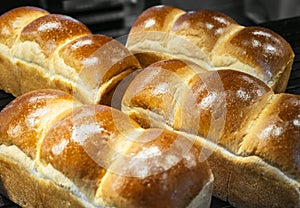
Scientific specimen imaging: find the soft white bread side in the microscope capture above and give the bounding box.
[121,59,300,208]
[0,6,141,105]
[0,89,214,208]
[126,5,294,93]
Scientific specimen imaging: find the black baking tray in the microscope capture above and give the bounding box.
[0,16,300,208]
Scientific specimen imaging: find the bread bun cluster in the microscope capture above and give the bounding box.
[0,4,298,208]
[126,5,294,93]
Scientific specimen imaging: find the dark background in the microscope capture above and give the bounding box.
[1,0,299,38]
[0,0,160,37]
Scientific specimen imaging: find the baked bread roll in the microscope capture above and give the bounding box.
[0,89,214,208]
[0,6,141,105]
[126,5,295,93]
[121,59,300,208]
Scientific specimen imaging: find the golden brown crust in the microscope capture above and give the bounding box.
[239,93,300,178]
[0,6,141,104]
[129,5,185,33]
[212,26,295,87]
[99,129,212,208]
[19,14,91,58]
[58,34,113,73]
[172,10,239,55]
[0,89,213,207]
[122,59,205,130]
[40,106,108,200]
[187,69,273,152]
[123,59,273,152]
[54,33,141,101]
[0,89,79,159]
[0,6,49,48]
[126,5,294,93]
[122,59,300,207]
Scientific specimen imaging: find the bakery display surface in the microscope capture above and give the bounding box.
[0,4,299,208]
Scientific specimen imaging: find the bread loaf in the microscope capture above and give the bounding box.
[121,59,300,208]
[126,5,295,93]
[0,6,141,105]
[0,89,214,208]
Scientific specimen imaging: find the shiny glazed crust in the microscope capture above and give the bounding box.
[0,6,141,104]
[126,5,295,93]
[122,59,300,207]
[0,89,214,208]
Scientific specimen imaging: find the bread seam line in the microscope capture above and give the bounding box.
[0,144,99,208]
[123,106,300,184]
[0,44,135,104]
[0,143,213,208]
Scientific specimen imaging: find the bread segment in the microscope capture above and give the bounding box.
[239,93,300,178]
[211,26,294,92]
[0,6,49,48]
[15,14,91,64]
[0,89,80,159]
[171,10,241,56]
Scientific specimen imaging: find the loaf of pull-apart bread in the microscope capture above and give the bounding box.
[0,4,297,208]
[122,59,300,208]
[0,89,214,208]
[0,6,141,105]
[126,5,295,93]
